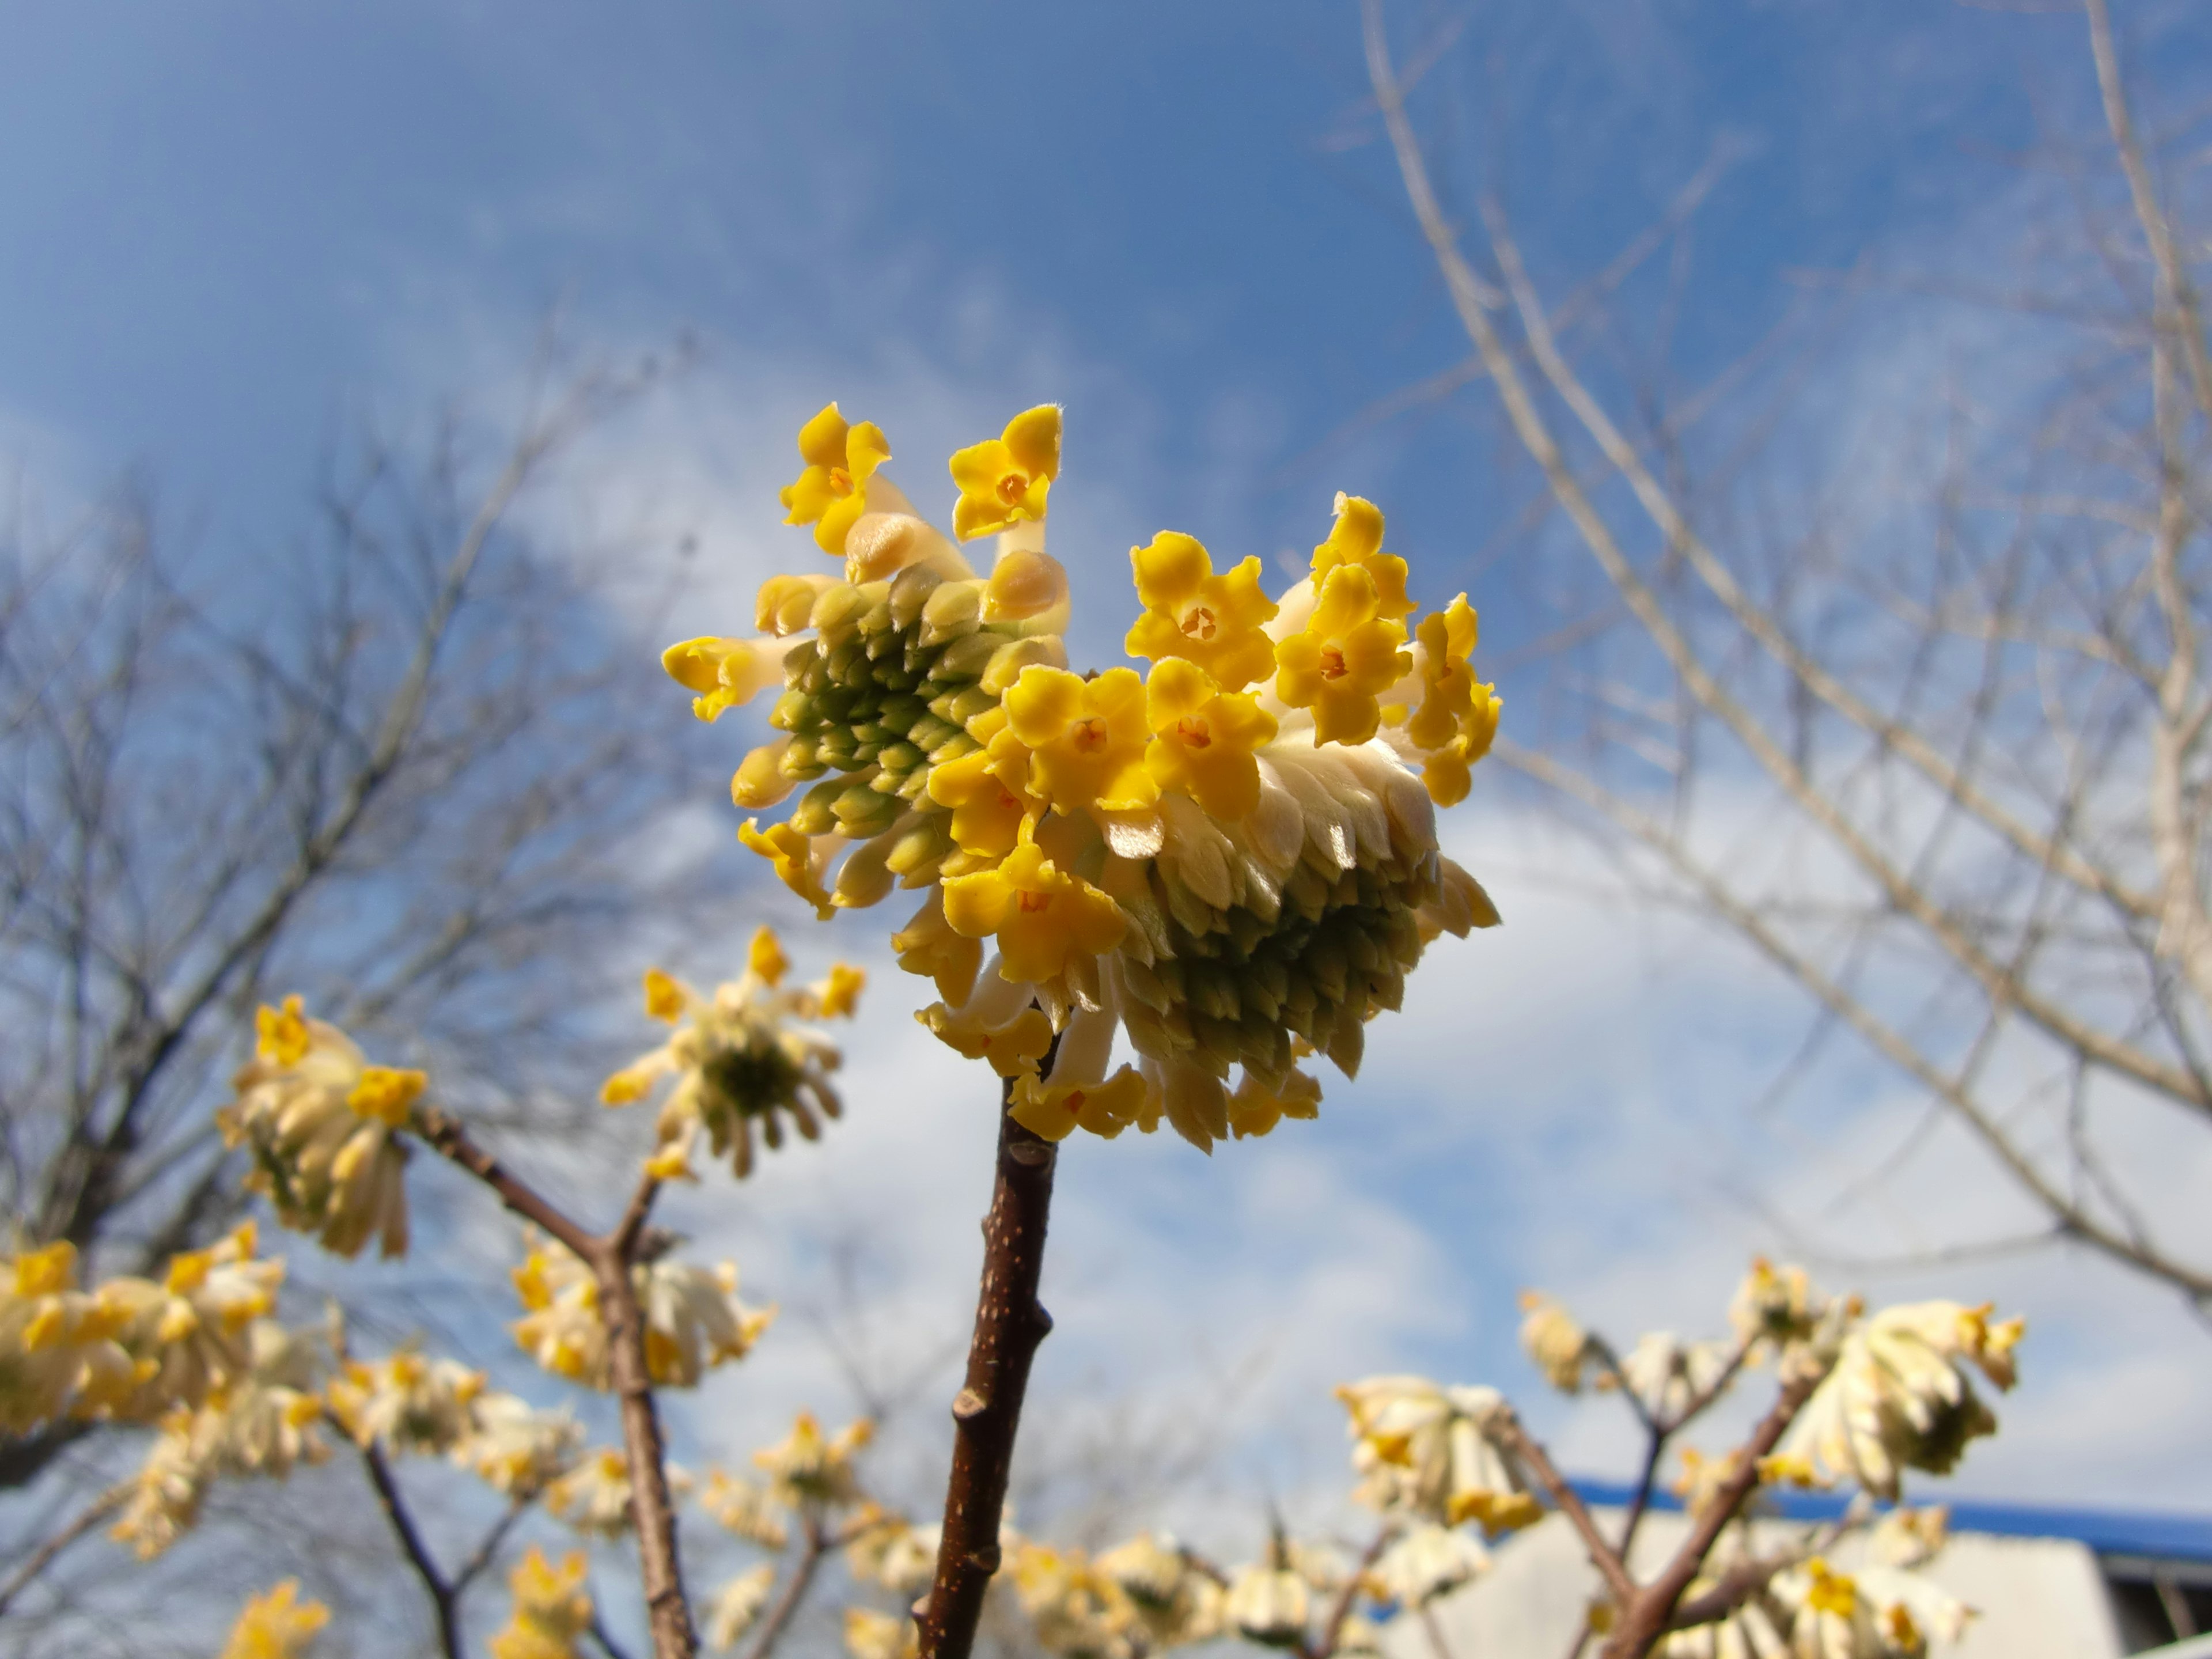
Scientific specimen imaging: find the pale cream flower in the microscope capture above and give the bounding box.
[1729,1260,1826,1358]
[753,1410,872,1511]
[455,1391,582,1499]
[1013,1540,1143,1659]
[1224,1563,1309,1649]
[704,1563,777,1652]
[698,1469,791,1550]
[220,997,416,1259]
[1867,1506,1949,1571]
[1094,1533,1224,1648]
[1768,1556,1974,1659]
[509,1232,772,1391]
[325,1346,484,1457]
[842,1505,935,1594]
[1777,1302,2021,1500]
[0,1240,149,1431]
[218,1578,329,1659]
[1518,1293,1594,1393]
[490,1547,595,1659]
[844,1607,920,1659]
[1335,1376,1541,1535]
[1612,1331,1733,1422]
[96,1223,284,1415]
[546,1446,645,1537]
[111,1411,213,1558]
[1370,1523,1489,1608]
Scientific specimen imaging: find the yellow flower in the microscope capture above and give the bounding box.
[490,1547,594,1659]
[927,713,1044,858]
[891,893,984,1005]
[1124,532,1281,692]
[737,820,836,919]
[1004,665,1158,817]
[219,1580,329,1659]
[643,968,688,1022]
[1143,658,1278,822]
[1310,493,1413,620]
[255,997,310,1067]
[1272,565,1410,747]
[1008,1065,1149,1142]
[983,546,1070,627]
[949,404,1060,541]
[343,1067,425,1128]
[1225,1069,1320,1139]
[816,963,866,1018]
[1406,595,1480,748]
[780,403,891,557]
[662,637,785,722]
[921,1001,1057,1078]
[747,926,791,988]
[941,835,1126,985]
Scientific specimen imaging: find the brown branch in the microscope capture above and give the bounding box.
[454,1494,535,1596]
[595,1240,697,1659]
[741,1518,830,1659]
[411,1103,603,1262]
[0,1480,127,1617]
[412,1101,694,1658]
[1309,1522,1396,1659]
[1597,1369,1825,1659]
[357,1437,463,1659]
[915,1066,1062,1659]
[1484,1410,1637,1609]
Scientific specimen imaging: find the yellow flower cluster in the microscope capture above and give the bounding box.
[600,928,862,1180]
[509,1230,773,1391]
[219,997,418,1259]
[219,1579,329,1659]
[0,1225,281,1438]
[669,402,1503,1150]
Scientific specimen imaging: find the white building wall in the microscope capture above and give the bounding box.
[1391,1509,2125,1659]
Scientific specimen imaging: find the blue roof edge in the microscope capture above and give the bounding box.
[1565,1477,2212,1563]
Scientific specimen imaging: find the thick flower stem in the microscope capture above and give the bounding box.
[597,1243,699,1659]
[916,1071,1060,1659]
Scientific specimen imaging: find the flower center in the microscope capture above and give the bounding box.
[1320,644,1349,680]
[827,466,853,496]
[1180,604,1218,641]
[1072,717,1107,752]
[996,471,1030,507]
[1175,717,1213,749]
[1018,890,1052,914]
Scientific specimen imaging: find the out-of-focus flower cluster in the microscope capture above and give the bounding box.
[669,402,1501,1152]
[218,1578,330,1659]
[510,1230,772,1391]
[2,1225,280,1441]
[601,927,865,1180]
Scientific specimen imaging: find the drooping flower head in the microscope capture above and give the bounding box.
[510,1231,773,1391]
[668,402,1504,1152]
[221,998,416,1260]
[490,1547,596,1659]
[600,938,861,1181]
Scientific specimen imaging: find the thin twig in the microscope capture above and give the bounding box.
[916,1061,1062,1659]
[0,1480,127,1616]
[741,1518,831,1659]
[358,1437,463,1659]
[1484,1411,1636,1608]
[592,1609,641,1659]
[1309,1522,1396,1659]
[453,1494,535,1596]
[596,1236,696,1659]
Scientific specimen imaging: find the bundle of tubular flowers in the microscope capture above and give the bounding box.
[509,1230,773,1389]
[218,1580,329,1659]
[456,1390,584,1498]
[843,1506,942,1596]
[1012,1541,1145,1659]
[91,1222,285,1418]
[491,1547,596,1659]
[546,1446,649,1537]
[1335,1375,1541,1536]
[845,1608,922,1659]
[1517,1291,1596,1393]
[324,1344,486,1456]
[752,1410,872,1510]
[705,1564,778,1652]
[110,1319,331,1559]
[1768,1555,1974,1659]
[1777,1301,2023,1501]
[219,996,418,1259]
[0,1240,149,1431]
[697,1468,792,1550]
[1729,1258,1828,1358]
[668,402,1501,1152]
[1609,1330,1733,1422]
[1370,1523,1490,1608]
[600,931,862,1180]
[1094,1533,1225,1647]
[1224,1559,1310,1649]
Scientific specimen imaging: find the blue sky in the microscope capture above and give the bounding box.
[7,0,2211,1593]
